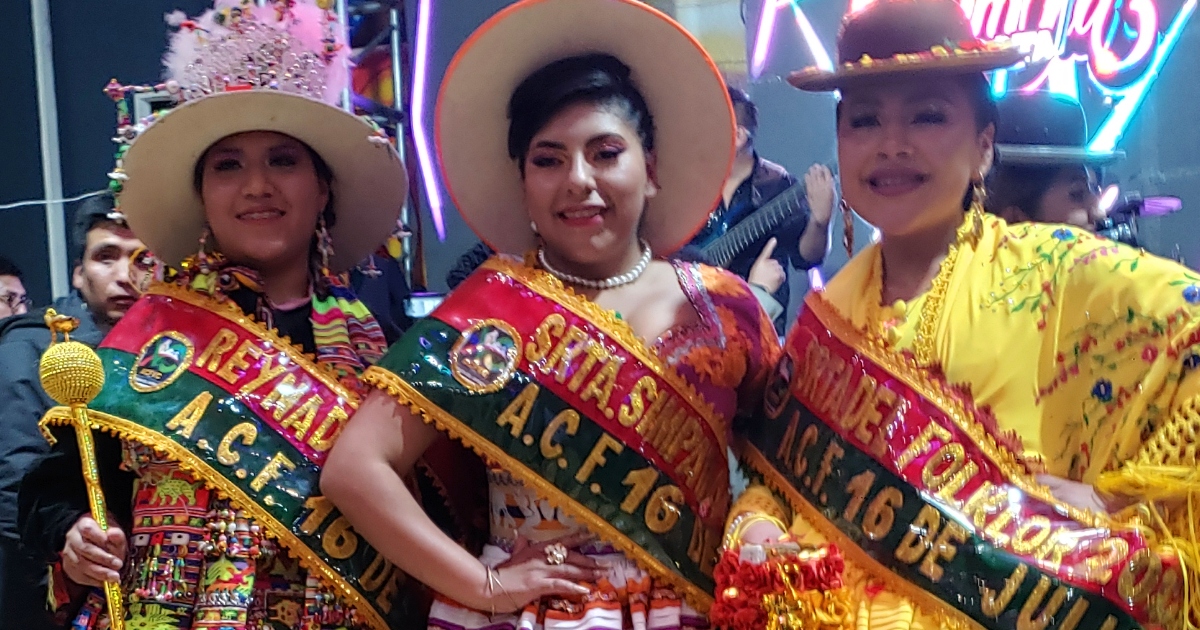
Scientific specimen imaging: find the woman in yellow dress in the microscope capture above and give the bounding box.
[721,1,1199,629]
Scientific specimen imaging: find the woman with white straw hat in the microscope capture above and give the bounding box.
[321,0,780,628]
[18,1,477,628]
[720,0,1198,628]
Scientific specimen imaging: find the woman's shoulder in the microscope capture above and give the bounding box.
[986,218,1200,320]
[682,260,758,300]
[676,261,779,339]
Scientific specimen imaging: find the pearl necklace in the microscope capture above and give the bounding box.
[537,239,652,290]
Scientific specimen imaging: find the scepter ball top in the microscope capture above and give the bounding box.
[39,309,105,406]
[40,341,105,405]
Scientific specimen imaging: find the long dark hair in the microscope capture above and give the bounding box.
[507,53,655,175]
[986,164,1085,220]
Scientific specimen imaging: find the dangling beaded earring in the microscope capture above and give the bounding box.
[316,214,334,276]
[840,199,855,257]
[969,176,987,246]
[196,225,215,274]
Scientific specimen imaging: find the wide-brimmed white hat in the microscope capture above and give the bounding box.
[115,0,407,272]
[436,0,735,255]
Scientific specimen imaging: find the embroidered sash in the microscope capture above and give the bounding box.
[365,257,731,612]
[39,284,400,630]
[741,294,1183,630]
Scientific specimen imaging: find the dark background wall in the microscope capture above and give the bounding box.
[0,1,48,307]
[0,0,208,308]
[2,0,1197,320]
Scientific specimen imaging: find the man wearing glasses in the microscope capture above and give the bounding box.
[0,257,30,319]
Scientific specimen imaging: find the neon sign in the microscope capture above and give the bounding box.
[751,0,1196,152]
[412,0,446,241]
[959,0,1161,89]
[751,0,834,77]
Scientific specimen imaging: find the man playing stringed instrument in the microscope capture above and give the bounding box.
[688,86,835,333]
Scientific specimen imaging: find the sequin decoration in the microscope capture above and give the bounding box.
[166,1,346,105]
[1183,284,1200,304]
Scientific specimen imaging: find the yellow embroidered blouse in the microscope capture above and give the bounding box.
[734,215,1200,629]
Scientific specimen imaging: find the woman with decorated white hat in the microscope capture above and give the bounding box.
[719,0,1199,628]
[18,1,477,628]
[321,0,780,628]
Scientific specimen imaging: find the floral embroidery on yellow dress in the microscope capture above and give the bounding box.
[734,214,1200,629]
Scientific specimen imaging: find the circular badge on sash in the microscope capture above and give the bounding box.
[450,320,521,394]
[764,354,794,420]
[129,331,196,393]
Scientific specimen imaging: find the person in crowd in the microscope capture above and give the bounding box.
[352,248,414,342]
[0,194,144,628]
[16,2,471,627]
[686,87,835,331]
[0,256,30,319]
[725,1,1199,628]
[987,90,1118,230]
[321,1,779,628]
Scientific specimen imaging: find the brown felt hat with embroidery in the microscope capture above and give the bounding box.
[789,0,1028,92]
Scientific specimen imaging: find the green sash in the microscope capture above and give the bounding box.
[740,295,1183,630]
[366,258,732,612]
[40,284,402,629]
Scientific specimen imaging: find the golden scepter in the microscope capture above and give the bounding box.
[38,309,126,629]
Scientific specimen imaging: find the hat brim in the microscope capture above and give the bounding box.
[996,144,1124,166]
[435,0,735,255]
[788,47,1027,92]
[120,91,407,272]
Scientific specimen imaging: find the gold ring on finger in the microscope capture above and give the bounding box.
[545,543,567,566]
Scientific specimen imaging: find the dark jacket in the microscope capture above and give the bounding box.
[689,156,821,333]
[351,253,413,343]
[0,294,121,627]
[0,295,107,543]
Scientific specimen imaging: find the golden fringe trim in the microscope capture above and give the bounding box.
[1101,393,1200,628]
[1097,465,1200,502]
[39,408,388,630]
[805,294,1113,530]
[909,203,980,367]
[763,588,855,630]
[742,445,983,630]
[1131,393,1200,468]
[140,283,356,402]
[361,367,715,614]
[480,257,729,455]
[1098,466,1200,630]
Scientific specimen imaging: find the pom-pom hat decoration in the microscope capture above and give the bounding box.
[788,0,1030,92]
[113,0,407,272]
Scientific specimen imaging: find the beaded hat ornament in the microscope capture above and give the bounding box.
[111,0,407,272]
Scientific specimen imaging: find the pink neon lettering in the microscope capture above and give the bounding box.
[847,0,1160,87]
